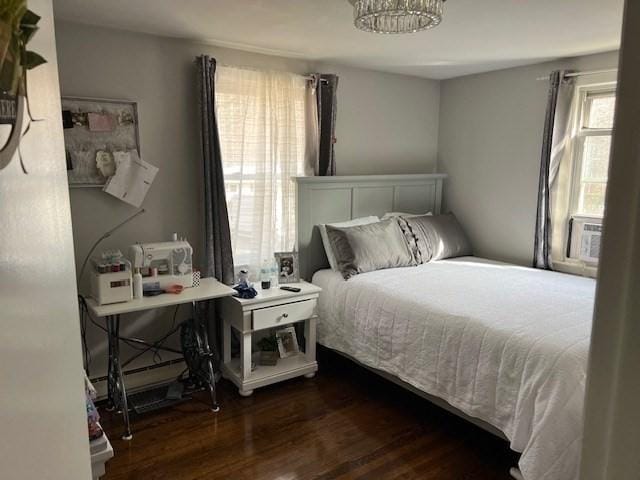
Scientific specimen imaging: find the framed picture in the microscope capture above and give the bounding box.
[276,327,299,358]
[274,251,299,284]
[61,97,140,187]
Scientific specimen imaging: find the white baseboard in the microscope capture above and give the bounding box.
[92,361,186,401]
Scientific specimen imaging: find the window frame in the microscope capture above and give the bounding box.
[567,84,616,220]
[551,81,616,276]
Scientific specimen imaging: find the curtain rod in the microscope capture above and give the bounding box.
[536,68,618,82]
[304,75,329,84]
[217,62,328,83]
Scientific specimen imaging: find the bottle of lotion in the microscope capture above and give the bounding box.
[133,267,143,299]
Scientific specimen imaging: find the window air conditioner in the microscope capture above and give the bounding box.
[579,223,603,263]
[568,219,603,264]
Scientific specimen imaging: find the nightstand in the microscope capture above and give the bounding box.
[218,281,322,396]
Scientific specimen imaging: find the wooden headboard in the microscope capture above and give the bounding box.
[294,174,447,280]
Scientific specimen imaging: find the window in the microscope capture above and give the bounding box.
[216,66,309,273]
[570,88,616,218]
[551,82,616,273]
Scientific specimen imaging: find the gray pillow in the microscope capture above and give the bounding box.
[326,219,415,279]
[397,213,472,263]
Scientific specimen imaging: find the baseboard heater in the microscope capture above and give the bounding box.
[91,358,187,401]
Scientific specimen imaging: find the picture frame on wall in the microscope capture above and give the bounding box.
[61,97,140,188]
[274,251,299,284]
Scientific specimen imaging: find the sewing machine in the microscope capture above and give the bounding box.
[129,240,194,290]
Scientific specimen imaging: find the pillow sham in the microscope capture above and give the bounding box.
[326,219,415,279]
[381,211,432,220]
[397,213,472,263]
[318,216,380,270]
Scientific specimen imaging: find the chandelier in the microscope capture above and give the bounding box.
[352,0,446,34]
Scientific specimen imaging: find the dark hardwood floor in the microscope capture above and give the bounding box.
[101,348,518,479]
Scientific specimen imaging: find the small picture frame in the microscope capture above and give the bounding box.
[274,251,299,284]
[276,327,300,358]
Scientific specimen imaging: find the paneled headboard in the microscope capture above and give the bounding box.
[294,174,447,280]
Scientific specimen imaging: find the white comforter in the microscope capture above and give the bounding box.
[312,257,595,480]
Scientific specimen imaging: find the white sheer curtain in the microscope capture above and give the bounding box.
[216,66,310,275]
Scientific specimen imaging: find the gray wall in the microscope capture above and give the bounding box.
[318,62,440,175]
[438,51,619,265]
[54,21,440,379]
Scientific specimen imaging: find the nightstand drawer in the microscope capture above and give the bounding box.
[252,299,316,331]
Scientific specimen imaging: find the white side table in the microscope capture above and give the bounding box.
[218,281,322,396]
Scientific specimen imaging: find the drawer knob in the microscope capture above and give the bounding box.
[282,313,289,318]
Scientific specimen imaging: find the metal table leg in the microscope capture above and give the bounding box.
[105,315,115,412]
[194,301,220,413]
[107,314,133,440]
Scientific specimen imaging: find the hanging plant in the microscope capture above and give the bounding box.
[0,0,47,173]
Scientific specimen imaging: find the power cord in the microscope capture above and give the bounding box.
[77,209,146,284]
[78,295,92,375]
[76,209,145,375]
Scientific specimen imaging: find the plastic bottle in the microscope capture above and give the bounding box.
[133,267,143,299]
[260,260,271,289]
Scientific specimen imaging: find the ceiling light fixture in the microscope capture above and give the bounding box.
[352,0,446,34]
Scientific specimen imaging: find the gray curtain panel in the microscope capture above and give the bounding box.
[197,55,235,285]
[533,70,575,269]
[311,74,339,176]
[197,55,235,370]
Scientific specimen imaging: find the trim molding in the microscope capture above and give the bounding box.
[295,173,447,184]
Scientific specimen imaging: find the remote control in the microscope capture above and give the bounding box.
[280,286,301,292]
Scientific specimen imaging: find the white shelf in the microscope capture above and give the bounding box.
[222,353,317,392]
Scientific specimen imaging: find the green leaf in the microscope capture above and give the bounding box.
[22,50,45,69]
[20,9,40,27]
[20,23,38,43]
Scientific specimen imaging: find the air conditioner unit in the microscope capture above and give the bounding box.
[568,218,603,264]
[579,223,603,262]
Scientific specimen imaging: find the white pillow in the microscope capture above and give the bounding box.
[381,211,432,220]
[318,216,380,270]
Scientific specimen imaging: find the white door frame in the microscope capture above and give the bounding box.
[0,1,91,479]
[580,1,640,478]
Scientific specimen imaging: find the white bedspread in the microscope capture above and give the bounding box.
[312,257,595,480]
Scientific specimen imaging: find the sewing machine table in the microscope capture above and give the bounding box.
[86,278,234,440]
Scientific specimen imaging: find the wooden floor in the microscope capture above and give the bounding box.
[101,348,518,480]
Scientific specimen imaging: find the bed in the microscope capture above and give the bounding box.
[294,175,595,480]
